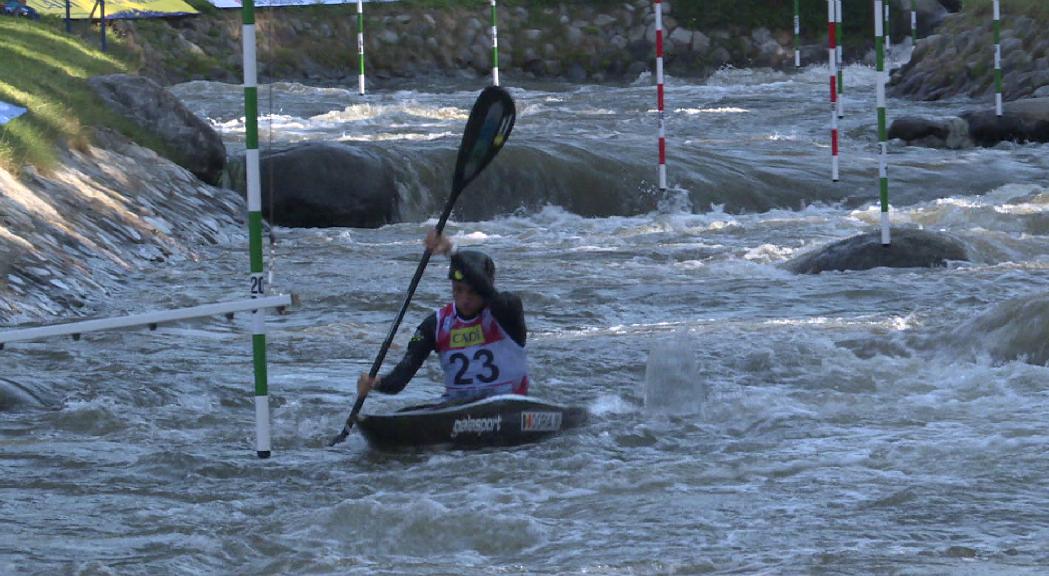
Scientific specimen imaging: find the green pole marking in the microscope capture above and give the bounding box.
[911,0,918,40]
[358,0,365,95]
[242,0,271,459]
[875,0,890,245]
[491,0,500,86]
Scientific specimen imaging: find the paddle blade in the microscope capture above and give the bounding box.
[453,86,516,195]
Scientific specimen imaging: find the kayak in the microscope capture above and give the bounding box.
[356,394,588,450]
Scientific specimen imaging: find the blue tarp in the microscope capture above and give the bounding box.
[0,101,27,126]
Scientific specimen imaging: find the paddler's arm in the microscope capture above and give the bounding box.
[357,313,437,396]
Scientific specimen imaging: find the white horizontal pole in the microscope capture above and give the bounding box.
[0,294,295,346]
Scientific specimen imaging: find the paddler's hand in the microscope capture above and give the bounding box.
[425,229,454,255]
[357,373,380,397]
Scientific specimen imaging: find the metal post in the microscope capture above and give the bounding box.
[99,0,106,52]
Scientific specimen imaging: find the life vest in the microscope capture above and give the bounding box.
[434,302,528,399]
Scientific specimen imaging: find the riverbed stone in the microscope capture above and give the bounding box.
[961,97,1049,146]
[784,228,969,274]
[248,143,399,229]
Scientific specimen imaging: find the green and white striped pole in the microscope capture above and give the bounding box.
[884,1,893,68]
[490,0,500,86]
[836,0,843,119]
[241,0,272,458]
[358,0,365,95]
[911,0,918,40]
[793,0,801,68]
[875,0,890,245]
[993,0,1002,116]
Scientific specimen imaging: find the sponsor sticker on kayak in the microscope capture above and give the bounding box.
[521,411,562,432]
[451,415,501,438]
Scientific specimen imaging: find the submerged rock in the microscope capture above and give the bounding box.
[231,143,400,229]
[960,97,1049,146]
[785,228,968,274]
[943,292,1049,365]
[889,115,973,148]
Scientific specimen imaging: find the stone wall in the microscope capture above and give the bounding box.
[118,0,796,86]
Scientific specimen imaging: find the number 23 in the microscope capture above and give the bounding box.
[449,349,500,385]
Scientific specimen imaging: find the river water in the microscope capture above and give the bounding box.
[4,60,1049,574]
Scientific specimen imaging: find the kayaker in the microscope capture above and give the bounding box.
[357,229,529,401]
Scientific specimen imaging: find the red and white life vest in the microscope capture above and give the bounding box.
[435,302,528,399]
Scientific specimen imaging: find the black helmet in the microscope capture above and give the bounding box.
[449,250,496,295]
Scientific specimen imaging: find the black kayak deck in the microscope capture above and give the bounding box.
[356,394,588,450]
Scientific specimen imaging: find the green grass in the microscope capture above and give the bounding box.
[0,16,176,173]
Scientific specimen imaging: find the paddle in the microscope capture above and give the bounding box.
[329,86,516,447]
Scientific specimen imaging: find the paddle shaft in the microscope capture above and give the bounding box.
[330,185,462,445]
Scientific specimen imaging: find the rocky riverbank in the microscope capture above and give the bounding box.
[890,8,1049,101]
[0,129,244,324]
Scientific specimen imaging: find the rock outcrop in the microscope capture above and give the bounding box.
[88,74,227,185]
[890,11,1049,102]
[0,129,243,324]
[889,97,1049,148]
[228,143,400,228]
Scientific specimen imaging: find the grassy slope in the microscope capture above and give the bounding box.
[0,16,176,173]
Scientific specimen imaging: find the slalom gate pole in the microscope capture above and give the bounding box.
[994,0,1003,116]
[655,0,667,194]
[491,0,500,86]
[875,0,891,245]
[828,0,839,182]
[794,0,801,68]
[358,0,365,95]
[836,0,844,119]
[885,1,893,68]
[911,0,918,40]
[241,0,273,458]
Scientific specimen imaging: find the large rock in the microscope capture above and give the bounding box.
[239,143,400,228]
[960,97,1049,146]
[88,74,227,185]
[785,228,968,274]
[888,115,972,148]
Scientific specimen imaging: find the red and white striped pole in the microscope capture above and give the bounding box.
[836,0,844,119]
[655,0,667,193]
[828,0,839,182]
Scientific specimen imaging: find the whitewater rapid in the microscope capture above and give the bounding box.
[4,63,1049,574]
